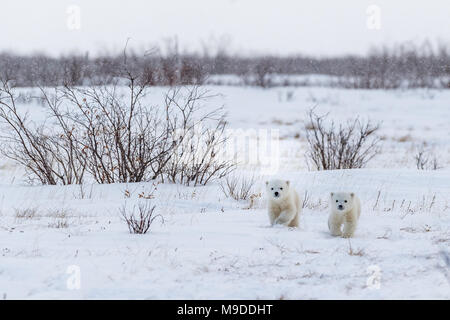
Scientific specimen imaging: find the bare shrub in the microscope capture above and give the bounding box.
[0,72,233,185]
[302,190,311,209]
[46,208,71,228]
[219,174,257,201]
[45,208,72,218]
[347,241,365,256]
[48,219,69,229]
[162,87,235,186]
[305,109,381,170]
[396,135,413,143]
[0,79,86,185]
[53,78,176,184]
[1,39,449,89]
[123,182,159,200]
[414,144,441,170]
[120,201,162,234]
[254,57,274,88]
[179,56,208,85]
[15,207,40,220]
[302,191,327,210]
[74,183,94,200]
[245,192,263,210]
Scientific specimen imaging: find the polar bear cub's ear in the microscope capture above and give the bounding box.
[286,180,290,186]
[350,192,355,198]
[330,192,334,197]
[265,181,269,186]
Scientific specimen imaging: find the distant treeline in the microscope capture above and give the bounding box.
[1,40,449,89]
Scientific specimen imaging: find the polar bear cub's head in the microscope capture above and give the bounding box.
[266,179,290,201]
[330,192,355,213]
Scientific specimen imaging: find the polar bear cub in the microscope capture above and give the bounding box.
[266,179,301,227]
[328,192,361,238]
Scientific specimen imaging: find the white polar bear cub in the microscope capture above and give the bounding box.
[266,179,301,227]
[328,192,361,238]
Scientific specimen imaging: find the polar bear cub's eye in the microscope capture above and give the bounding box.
[271,188,274,190]
[336,200,338,203]
[280,188,283,190]
[344,200,347,203]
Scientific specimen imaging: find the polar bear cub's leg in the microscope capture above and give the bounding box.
[342,195,361,238]
[288,211,299,228]
[342,217,357,238]
[287,190,300,227]
[328,214,343,236]
[275,191,300,227]
[342,211,358,237]
[268,206,279,226]
[275,207,297,226]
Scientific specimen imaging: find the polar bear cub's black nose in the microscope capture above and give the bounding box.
[274,191,279,197]
[338,204,344,210]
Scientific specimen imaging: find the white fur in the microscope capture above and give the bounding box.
[328,192,361,238]
[266,179,301,227]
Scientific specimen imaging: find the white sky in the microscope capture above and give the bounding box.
[1,0,449,57]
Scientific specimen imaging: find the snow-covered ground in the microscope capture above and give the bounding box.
[0,85,449,299]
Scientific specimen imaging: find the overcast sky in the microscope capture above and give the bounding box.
[1,0,449,57]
